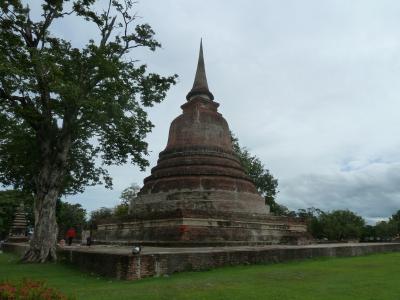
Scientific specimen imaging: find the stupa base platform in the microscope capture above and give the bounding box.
[92,215,309,247]
[4,242,400,280]
[6,236,29,243]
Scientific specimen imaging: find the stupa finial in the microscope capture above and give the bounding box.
[186,39,214,101]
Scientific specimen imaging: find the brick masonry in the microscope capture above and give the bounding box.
[58,243,400,280]
[94,95,310,245]
[94,48,310,245]
[4,242,399,281]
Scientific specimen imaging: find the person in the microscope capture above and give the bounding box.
[86,236,92,247]
[59,239,66,247]
[66,227,76,246]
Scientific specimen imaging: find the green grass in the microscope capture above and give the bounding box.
[1,251,400,300]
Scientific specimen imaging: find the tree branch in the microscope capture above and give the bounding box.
[0,88,40,130]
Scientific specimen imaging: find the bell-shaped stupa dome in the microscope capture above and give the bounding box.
[134,41,269,219]
[93,42,308,247]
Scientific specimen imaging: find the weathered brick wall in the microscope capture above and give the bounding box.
[57,250,137,280]
[3,242,400,280]
[4,242,400,280]
[1,242,29,256]
[93,215,310,247]
[58,243,400,280]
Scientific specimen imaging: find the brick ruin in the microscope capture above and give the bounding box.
[93,42,309,246]
[8,204,29,243]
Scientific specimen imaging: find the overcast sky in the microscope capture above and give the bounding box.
[40,0,400,224]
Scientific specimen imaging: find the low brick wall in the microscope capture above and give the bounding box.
[58,250,138,280]
[3,242,400,280]
[58,243,400,280]
[1,242,29,256]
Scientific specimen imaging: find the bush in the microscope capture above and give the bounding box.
[0,279,73,300]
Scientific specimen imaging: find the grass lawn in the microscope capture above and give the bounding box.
[1,251,400,300]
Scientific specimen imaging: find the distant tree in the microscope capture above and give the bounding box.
[0,190,34,239]
[113,203,129,219]
[120,183,140,206]
[389,210,400,235]
[271,203,297,217]
[374,221,397,240]
[56,200,86,239]
[296,207,324,238]
[114,182,140,218]
[0,1,176,262]
[361,225,377,242]
[319,210,365,241]
[89,207,113,229]
[231,134,279,212]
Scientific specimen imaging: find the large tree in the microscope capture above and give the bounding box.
[0,0,176,262]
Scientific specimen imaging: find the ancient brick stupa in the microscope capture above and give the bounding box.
[8,204,29,243]
[94,42,308,246]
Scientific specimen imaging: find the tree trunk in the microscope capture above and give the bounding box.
[21,113,72,262]
[22,187,59,262]
[21,135,69,263]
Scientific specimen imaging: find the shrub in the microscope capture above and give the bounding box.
[0,279,73,300]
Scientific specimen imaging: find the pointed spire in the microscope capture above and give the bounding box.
[186,39,214,101]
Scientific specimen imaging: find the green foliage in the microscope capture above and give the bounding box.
[297,208,365,241]
[0,190,33,239]
[88,183,141,224]
[374,221,397,240]
[113,182,140,218]
[0,0,177,195]
[88,183,140,223]
[0,1,176,259]
[56,200,86,238]
[119,182,140,206]
[267,199,296,217]
[361,213,399,241]
[361,225,376,241]
[361,210,400,241]
[113,203,129,219]
[319,210,365,241]
[389,210,400,234]
[89,207,113,228]
[231,134,279,212]
[89,183,140,221]
[296,207,324,238]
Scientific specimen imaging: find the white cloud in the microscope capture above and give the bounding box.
[279,162,400,223]
[52,0,400,222]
